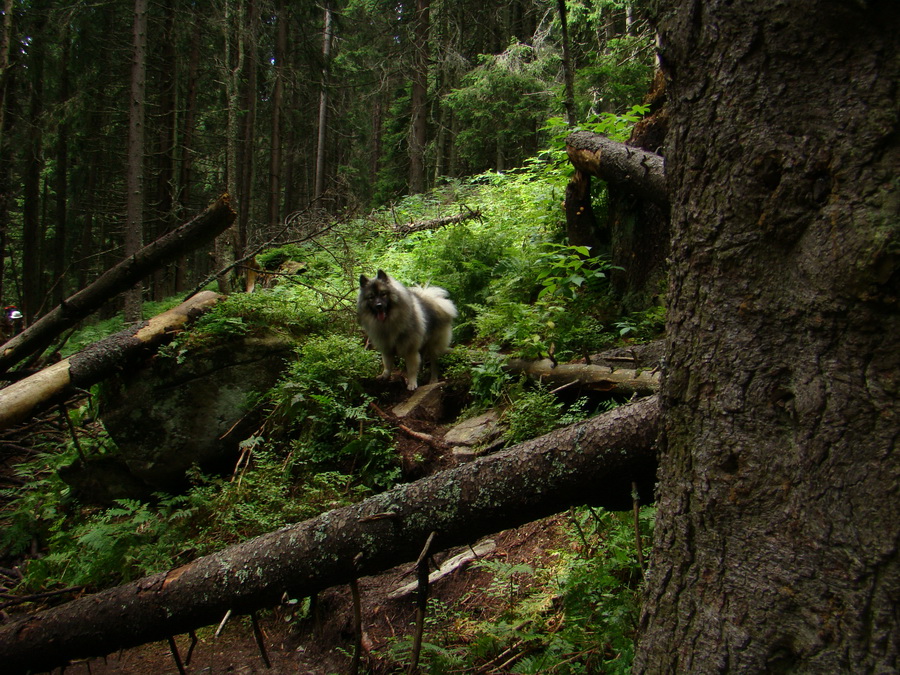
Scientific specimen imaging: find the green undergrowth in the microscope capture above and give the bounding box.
[385,506,655,674]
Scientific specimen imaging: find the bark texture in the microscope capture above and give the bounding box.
[0,195,236,374]
[635,1,900,672]
[0,291,223,431]
[0,396,659,673]
[565,131,667,206]
[505,358,660,396]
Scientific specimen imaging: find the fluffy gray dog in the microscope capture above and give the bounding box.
[357,270,457,390]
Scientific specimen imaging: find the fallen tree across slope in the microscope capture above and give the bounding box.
[0,194,236,375]
[0,291,224,431]
[0,395,660,674]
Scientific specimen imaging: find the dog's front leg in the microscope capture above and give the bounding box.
[378,352,394,380]
[403,351,421,391]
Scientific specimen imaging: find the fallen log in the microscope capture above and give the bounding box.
[565,131,667,206]
[0,194,236,374]
[506,357,661,396]
[0,396,659,674]
[0,291,224,431]
[388,538,497,599]
[393,208,482,234]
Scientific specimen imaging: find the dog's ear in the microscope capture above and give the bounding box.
[376,269,389,281]
[359,274,369,287]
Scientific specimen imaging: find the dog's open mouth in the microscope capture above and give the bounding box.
[376,309,387,321]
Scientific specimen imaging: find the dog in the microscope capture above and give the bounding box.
[358,270,457,391]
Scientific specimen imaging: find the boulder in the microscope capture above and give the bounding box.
[61,335,294,502]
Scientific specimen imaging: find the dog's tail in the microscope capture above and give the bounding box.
[413,285,458,320]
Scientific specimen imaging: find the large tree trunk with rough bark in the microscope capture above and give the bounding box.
[0,195,236,375]
[634,1,900,672]
[0,396,659,673]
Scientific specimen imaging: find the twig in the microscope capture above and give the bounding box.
[475,639,526,673]
[631,481,645,575]
[250,611,271,668]
[349,578,363,675]
[0,585,85,610]
[184,631,198,665]
[568,506,591,553]
[368,402,448,452]
[57,404,85,462]
[166,636,187,675]
[408,531,436,675]
[215,608,233,637]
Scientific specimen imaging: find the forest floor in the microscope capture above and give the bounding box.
[3,376,571,675]
[76,517,564,674]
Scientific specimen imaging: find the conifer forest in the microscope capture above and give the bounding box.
[0,1,897,673]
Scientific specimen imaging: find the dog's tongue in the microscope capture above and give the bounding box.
[377,309,387,322]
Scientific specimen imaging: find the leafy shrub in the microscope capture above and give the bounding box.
[268,334,400,490]
[505,386,565,444]
[468,349,514,409]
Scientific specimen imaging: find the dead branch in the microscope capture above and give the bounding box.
[0,291,224,431]
[565,131,667,206]
[505,357,661,396]
[393,208,482,234]
[0,195,236,375]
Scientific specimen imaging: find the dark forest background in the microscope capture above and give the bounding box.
[0,0,654,324]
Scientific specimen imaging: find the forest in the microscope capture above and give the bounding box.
[1,0,898,674]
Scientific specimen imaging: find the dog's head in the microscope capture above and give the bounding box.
[359,270,393,322]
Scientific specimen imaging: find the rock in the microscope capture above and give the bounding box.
[391,382,444,420]
[61,335,294,502]
[451,447,477,464]
[443,410,502,447]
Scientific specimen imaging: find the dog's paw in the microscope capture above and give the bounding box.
[406,381,418,391]
[377,371,391,380]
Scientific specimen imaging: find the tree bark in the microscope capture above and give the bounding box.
[565,130,667,206]
[0,396,660,673]
[0,195,236,375]
[556,0,576,126]
[505,358,660,396]
[123,0,149,324]
[0,291,222,431]
[408,0,430,194]
[314,1,333,200]
[635,1,900,672]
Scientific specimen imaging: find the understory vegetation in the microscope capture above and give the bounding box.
[0,134,663,672]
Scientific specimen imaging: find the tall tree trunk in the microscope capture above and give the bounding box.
[174,14,201,293]
[314,1,333,200]
[124,0,149,323]
[237,0,258,255]
[556,0,576,126]
[408,0,430,194]
[0,0,15,306]
[52,32,69,306]
[21,7,46,325]
[267,0,286,230]
[216,0,245,294]
[152,0,178,300]
[635,1,900,671]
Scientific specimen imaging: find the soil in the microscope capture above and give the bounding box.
[75,516,565,675]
